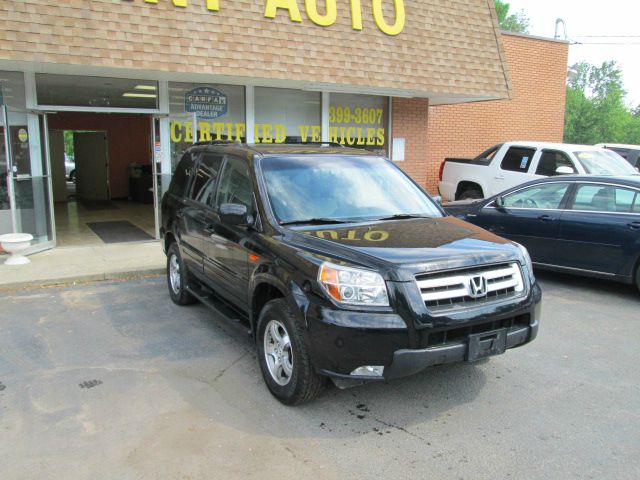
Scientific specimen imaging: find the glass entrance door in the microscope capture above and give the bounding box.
[1,105,55,253]
[151,115,171,240]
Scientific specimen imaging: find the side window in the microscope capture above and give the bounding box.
[570,184,637,213]
[168,151,195,196]
[535,151,575,176]
[633,192,640,213]
[502,183,569,209]
[189,153,224,204]
[215,156,254,212]
[500,147,536,173]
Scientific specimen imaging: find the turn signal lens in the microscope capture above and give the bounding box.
[318,262,389,307]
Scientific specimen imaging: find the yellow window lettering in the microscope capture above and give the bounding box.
[329,126,339,143]
[184,122,194,142]
[339,127,347,144]
[372,0,405,36]
[356,128,366,145]
[305,0,337,27]
[366,128,376,145]
[170,122,182,142]
[264,0,303,22]
[346,127,356,145]
[206,0,219,11]
[235,123,246,141]
[275,124,287,143]
[315,230,338,240]
[254,124,262,143]
[262,124,274,143]
[226,123,234,140]
[350,0,363,30]
[299,125,311,143]
[363,230,389,242]
[376,128,385,146]
[311,125,321,142]
[212,122,224,140]
[198,122,212,141]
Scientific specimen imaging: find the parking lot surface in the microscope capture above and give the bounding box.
[1,273,639,480]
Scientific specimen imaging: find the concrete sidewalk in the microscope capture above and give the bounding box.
[0,241,165,290]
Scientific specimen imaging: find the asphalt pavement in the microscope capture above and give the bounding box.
[0,272,638,479]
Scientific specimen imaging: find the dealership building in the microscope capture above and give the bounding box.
[0,0,567,254]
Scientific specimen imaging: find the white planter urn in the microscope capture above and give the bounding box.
[0,233,34,265]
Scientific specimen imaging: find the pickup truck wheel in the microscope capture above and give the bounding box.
[257,299,325,405]
[166,243,196,306]
[459,188,483,200]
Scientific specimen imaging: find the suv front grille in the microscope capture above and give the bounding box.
[420,314,531,348]
[415,262,524,313]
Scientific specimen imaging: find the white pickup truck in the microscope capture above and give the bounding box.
[438,141,638,201]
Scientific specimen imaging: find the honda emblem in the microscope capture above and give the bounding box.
[468,275,488,298]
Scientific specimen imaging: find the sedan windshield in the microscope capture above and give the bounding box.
[574,150,638,175]
[260,155,442,224]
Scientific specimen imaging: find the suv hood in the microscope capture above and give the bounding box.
[285,216,522,281]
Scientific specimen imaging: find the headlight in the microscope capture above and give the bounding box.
[514,242,535,283]
[318,262,389,307]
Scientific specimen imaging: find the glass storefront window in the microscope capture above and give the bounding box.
[1,71,28,232]
[168,82,245,170]
[329,93,388,155]
[36,74,158,109]
[254,87,321,144]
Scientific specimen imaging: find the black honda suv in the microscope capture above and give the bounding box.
[161,142,541,405]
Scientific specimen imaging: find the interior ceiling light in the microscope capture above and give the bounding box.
[134,85,157,91]
[122,92,157,98]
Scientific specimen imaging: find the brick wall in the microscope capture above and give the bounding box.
[0,0,510,100]
[391,98,430,186]
[419,33,569,194]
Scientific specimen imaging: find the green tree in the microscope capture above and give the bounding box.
[564,61,636,144]
[494,1,530,33]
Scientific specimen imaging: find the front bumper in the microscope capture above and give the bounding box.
[308,283,541,382]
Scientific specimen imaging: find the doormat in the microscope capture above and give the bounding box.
[81,201,120,211]
[87,220,153,244]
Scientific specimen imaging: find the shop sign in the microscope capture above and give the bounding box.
[18,129,28,143]
[133,0,405,36]
[185,86,228,119]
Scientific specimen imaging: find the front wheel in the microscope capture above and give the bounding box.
[166,242,196,306]
[458,188,483,200]
[256,299,325,405]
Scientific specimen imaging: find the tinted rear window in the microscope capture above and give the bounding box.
[500,147,536,172]
[168,151,196,196]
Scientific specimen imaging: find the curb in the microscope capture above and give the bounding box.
[0,268,165,292]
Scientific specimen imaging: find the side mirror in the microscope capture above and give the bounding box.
[432,195,442,206]
[555,166,575,175]
[495,196,505,209]
[219,203,252,226]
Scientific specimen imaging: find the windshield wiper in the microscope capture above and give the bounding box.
[375,213,431,221]
[279,218,348,226]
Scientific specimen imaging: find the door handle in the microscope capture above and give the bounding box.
[494,175,505,180]
[538,215,554,222]
[628,221,640,230]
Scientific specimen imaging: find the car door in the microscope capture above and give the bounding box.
[178,151,222,278]
[203,155,255,307]
[491,146,539,197]
[556,182,640,275]
[475,181,572,264]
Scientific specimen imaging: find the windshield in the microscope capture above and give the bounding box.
[574,150,638,175]
[260,155,442,224]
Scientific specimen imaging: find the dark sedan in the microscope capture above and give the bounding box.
[444,175,640,291]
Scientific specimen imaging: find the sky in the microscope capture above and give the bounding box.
[506,0,640,108]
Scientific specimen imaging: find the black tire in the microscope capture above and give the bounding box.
[458,188,483,200]
[256,298,325,405]
[166,242,196,306]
